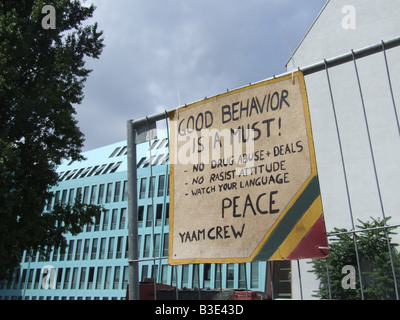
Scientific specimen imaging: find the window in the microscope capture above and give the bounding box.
[111,209,118,230]
[105,183,112,203]
[68,188,74,204]
[141,265,148,282]
[99,238,106,260]
[119,208,126,229]
[109,147,121,158]
[27,269,34,290]
[137,157,146,168]
[98,184,105,204]
[46,194,53,211]
[83,239,90,260]
[204,264,211,288]
[158,175,165,197]
[83,186,89,203]
[63,268,71,289]
[86,165,99,177]
[146,205,153,228]
[113,267,121,289]
[76,187,82,200]
[154,234,160,258]
[102,163,115,175]
[73,169,84,179]
[87,267,95,289]
[116,236,123,259]
[143,235,151,258]
[122,181,128,201]
[75,240,82,260]
[94,214,100,232]
[227,264,235,288]
[156,204,163,226]
[238,264,246,289]
[165,203,169,226]
[193,265,201,289]
[56,268,63,289]
[125,236,129,259]
[114,181,121,202]
[52,247,58,262]
[107,237,115,259]
[102,210,109,231]
[251,262,259,288]
[91,238,98,260]
[71,268,78,289]
[104,267,111,289]
[54,190,60,205]
[215,264,222,289]
[94,164,107,176]
[151,265,158,281]
[65,170,78,181]
[79,268,86,290]
[19,269,27,289]
[161,265,169,284]
[79,167,92,179]
[139,178,146,199]
[90,185,97,204]
[67,240,74,261]
[109,161,122,173]
[61,190,67,205]
[96,267,103,289]
[59,248,65,261]
[148,176,155,198]
[122,266,129,289]
[116,146,127,157]
[138,206,144,227]
[182,265,189,288]
[163,234,169,257]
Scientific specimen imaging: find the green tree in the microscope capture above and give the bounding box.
[310,217,400,300]
[0,0,105,281]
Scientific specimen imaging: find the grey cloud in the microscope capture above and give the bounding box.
[76,0,327,151]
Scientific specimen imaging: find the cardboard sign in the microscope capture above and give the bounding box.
[168,71,329,265]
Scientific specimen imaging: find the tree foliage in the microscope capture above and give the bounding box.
[310,217,400,300]
[0,0,104,281]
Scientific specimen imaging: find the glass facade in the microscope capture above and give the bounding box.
[0,137,290,300]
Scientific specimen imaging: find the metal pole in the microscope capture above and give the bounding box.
[127,120,139,300]
[324,60,365,300]
[352,51,399,300]
[325,258,333,300]
[245,263,249,300]
[297,260,303,300]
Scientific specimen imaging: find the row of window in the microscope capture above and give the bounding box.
[6,265,129,292]
[139,175,169,199]
[46,174,169,211]
[46,180,128,210]
[22,231,169,266]
[2,262,261,295]
[1,295,123,300]
[59,161,123,182]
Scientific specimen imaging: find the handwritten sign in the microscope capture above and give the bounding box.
[168,71,329,265]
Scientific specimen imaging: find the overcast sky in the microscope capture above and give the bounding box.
[76,0,327,151]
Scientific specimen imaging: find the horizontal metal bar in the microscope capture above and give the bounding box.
[129,257,168,263]
[327,224,400,237]
[129,36,400,130]
[301,36,400,75]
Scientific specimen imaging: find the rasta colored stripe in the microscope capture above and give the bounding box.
[254,175,321,261]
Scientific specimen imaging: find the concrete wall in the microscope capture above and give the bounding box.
[287,0,400,299]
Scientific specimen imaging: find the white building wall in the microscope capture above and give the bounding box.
[287,0,400,299]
